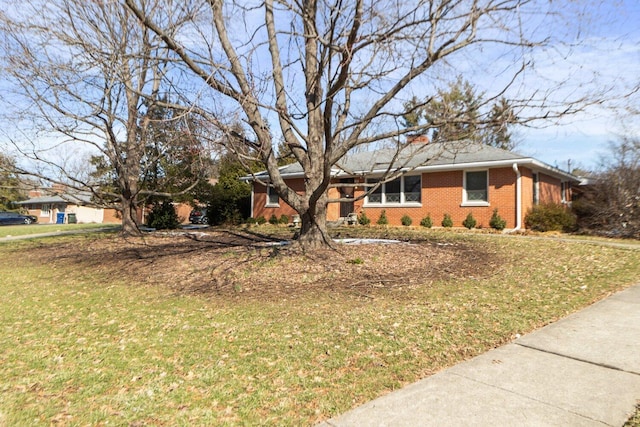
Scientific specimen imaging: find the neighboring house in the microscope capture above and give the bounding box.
[246,141,578,230]
[19,188,194,225]
[17,190,120,224]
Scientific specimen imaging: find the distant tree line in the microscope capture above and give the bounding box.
[573,137,640,238]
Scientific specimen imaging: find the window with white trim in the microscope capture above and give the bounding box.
[463,170,488,204]
[368,179,382,203]
[365,175,422,205]
[41,204,51,216]
[266,185,279,206]
[404,175,421,202]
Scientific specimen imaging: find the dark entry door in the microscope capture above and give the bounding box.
[339,178,355,217]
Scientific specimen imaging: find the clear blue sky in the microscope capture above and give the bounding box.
[2,1,638,175]
[516,0,640,171]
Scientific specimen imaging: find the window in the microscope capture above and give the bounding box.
[532,173,539,205]
[385,178,401,203]
[464,171,488,204]
[266,185,279,206]
[404,175,421,202]
[365,175,421,205]
[41,204,51,216]
[367,179,382,203]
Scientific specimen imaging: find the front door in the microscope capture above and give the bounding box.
[339,178,355,218]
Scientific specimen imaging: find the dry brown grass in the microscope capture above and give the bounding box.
[1,227,638,425]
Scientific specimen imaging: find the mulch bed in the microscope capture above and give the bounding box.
[25,230,498,300]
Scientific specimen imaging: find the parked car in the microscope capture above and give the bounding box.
[189,208,209,224]
[0,211,38,225]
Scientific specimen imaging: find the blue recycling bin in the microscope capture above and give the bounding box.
[56,213,65,224]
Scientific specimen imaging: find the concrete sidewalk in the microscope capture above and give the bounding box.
[319,284,640,427]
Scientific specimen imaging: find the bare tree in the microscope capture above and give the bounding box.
[0,0,211,235]
[2,0,601,246]
[121,0,604,249]
[573,137,640,238]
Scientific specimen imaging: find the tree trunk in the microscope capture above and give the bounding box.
[120,195,141,236]
[295,197,333,250]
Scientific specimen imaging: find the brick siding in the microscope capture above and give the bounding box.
[251,166,567,229]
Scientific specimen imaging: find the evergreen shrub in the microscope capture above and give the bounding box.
[462,212,477,229]
[489,209,507,230]
[442,213,453,228]
[376,210,388,226]
[146,201,180,230]
[420,215,433,228]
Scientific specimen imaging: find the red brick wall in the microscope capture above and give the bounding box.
[355,168,518,228]
[539,173,562,204]
[174,203,193,224]
[253,179,303,220]
[521,168,533,226]
[102,209,121,224]
[252,179,362,222]
[250,167,566,229]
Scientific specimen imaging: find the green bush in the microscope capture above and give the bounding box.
[256,216,267,225]
[269,214,279,225]
[146,201,180,230]
[376,210,388,226]
[442,213,453,228]
[489,209,507,230]
[462,212,477,229]
[279,214,290,225]
[205,154,252,225]
[246,217,257,225]
[207,181,251,226]
[358,210,371,226]
[420,215,433,228]
[401,214,412,226]
[525,203,576,232]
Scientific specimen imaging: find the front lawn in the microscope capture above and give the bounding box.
[1,228,638,425]
[0,223,119,238]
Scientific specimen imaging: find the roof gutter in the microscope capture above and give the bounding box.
[345,159,577,181]
[241,158,579,183]
[406,158,577,182]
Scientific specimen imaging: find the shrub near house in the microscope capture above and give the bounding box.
[525,203,577,232]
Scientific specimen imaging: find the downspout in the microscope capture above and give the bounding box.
[511,163,522,232]
[250,181,255,218]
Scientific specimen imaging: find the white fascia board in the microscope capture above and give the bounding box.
[361,159,527,176]
[365,159,577,181]
[239,164,309,182]
[520,159,579,181]
[243,168,346,181]
[241,159,578,182]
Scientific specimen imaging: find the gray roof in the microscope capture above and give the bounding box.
[249,142,578,182]
[17,192,93,206]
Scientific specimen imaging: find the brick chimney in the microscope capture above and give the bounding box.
[407,134,430,144]
[52,183,67,193]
